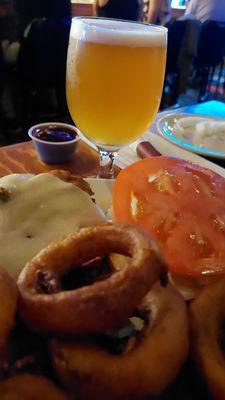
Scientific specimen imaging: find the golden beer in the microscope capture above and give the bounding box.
[67,19,167,148]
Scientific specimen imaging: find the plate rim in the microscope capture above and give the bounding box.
[157,112,225,160]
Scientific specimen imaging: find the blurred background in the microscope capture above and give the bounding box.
[0,0,225,145]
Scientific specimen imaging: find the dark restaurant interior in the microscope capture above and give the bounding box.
[0,1,225,400]
[0,0,225,145]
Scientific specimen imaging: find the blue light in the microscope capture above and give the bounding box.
[162,123,225,158]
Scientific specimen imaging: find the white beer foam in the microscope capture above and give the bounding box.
[71,18,167,47]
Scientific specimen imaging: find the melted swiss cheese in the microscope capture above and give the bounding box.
[0,173,105,279]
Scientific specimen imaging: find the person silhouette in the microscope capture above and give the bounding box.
[94,0,140,21]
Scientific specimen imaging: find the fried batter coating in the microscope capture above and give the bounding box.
[0,266,18,354]
[51,283,189,400]
[49,170,94,196]
[18,225,165,335]
[190,278,225,400]
[0,374,73,400]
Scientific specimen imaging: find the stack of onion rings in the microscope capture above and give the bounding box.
[0,266,18,355]
[51,282,189,400]
[190,278,225,400]
[18,225,165,334]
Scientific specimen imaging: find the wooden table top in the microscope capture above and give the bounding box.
[0,140,100,177]
[0,132,224,177]
[1,101,224,177]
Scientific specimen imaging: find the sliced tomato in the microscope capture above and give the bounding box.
[113,157,225,277]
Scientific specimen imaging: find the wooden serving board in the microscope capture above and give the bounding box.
[0,140,100,178]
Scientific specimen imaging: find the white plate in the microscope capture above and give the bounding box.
[86,178,114,213]
[157,113,225,159]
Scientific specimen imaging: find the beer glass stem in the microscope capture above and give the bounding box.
[98,149,117,179]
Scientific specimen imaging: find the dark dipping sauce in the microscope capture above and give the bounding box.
[34,125,76,143]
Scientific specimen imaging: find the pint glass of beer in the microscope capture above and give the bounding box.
[67,18,167,177]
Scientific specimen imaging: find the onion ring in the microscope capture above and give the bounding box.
[190,277,225,400]
[50,283,189,400]
[0,373,72,399]
[0,266,18,355]
[18,224,165,335]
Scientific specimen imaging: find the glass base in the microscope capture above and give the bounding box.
[97,148,118,179]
